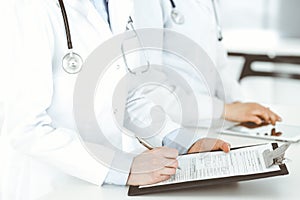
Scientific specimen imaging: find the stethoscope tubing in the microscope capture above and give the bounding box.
[58,0,73,50]
[58,0,222,50]
[169,0,176,8]
[211,0,223,41]
[57,0,223,74]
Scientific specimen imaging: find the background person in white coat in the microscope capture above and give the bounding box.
[1,0,230,199]
[129,0,281,128]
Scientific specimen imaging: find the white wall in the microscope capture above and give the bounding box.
[278,0,300,38]
[219,0,280,31]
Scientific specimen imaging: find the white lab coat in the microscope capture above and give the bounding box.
[1,0,140,199]
[128,0,244,128]
[160,0,244,103]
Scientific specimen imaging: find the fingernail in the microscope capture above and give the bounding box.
[227,144,231,152]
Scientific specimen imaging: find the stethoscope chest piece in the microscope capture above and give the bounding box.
[62,52,83,74]
[171,9,185,25]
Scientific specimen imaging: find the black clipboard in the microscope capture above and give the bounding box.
[128,143,289,196]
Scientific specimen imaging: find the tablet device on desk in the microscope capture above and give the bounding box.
[128,143,288,196]
[222,122,300,142]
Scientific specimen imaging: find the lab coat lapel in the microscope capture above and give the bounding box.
[64,0,112,37]
[108,0,134,34]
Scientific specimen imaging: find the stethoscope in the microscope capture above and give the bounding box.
[58,0,223,74]
[58,0,83,74]
[170,0,223,41]
[58,0,145,74]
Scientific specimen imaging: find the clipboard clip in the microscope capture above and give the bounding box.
[263,143,291,168]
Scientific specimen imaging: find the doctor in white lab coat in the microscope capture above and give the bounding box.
[2,0,172,199]
[129,0,281,127]
[2,0,230,199]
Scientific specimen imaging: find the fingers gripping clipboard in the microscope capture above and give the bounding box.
[128,143,289,196]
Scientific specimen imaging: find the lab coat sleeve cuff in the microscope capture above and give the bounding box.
[104,153,135,185]
[162,128,203,155]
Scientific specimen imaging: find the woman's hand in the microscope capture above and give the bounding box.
[188,138,231,154]
[224,102,282,125]
[127,147,179,186]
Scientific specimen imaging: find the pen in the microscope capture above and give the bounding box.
[135,136,181,170]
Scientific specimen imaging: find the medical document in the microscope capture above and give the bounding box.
[140,144,280,188]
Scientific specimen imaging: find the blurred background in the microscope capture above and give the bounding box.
[219,0,300,106]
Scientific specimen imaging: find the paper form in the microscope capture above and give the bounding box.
[140,144,281,188]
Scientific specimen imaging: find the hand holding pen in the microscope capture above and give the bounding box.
[127,140,181,186]
[136,136,182,170]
